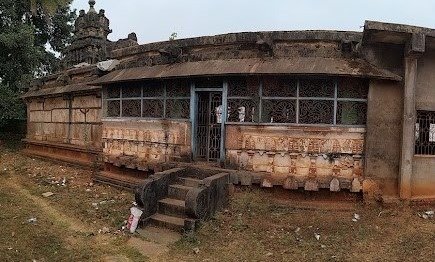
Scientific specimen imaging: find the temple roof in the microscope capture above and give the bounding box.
[90,57,402,86]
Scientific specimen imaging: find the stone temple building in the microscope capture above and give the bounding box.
[22,0,435,203]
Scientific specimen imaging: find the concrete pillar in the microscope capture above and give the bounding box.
[399,33,425,199]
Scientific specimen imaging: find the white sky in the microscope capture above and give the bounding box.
[71,0,435,44]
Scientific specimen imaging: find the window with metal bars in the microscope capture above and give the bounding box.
[415,110,435,155]
[259,77,368,125]
[104,80,190,119]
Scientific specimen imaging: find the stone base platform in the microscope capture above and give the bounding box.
[22,139,101,167]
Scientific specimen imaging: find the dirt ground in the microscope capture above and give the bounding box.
[0,134,434,262]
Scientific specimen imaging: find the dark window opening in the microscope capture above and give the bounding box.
[415,110,435,155]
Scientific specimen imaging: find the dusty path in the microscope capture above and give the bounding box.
[3,176,178,262]
[5,177,91,234]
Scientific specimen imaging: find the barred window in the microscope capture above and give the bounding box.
[227,77,259,122]
[142,81,164,118]
[261,78,297,123]
[415,111,435,155]
[165,80,190,119]
[104,80,190,119]
[259,77,368,125]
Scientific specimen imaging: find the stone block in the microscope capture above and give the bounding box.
[44,97,67,110]
[52,109,69,123]
[239,172,252,186]
[351,178,362,193]
[29,100,44,111]
[54,123,68,139]
[72,95,101,108]
[42,123,55,136]
[251,172,264,184]
[29,111,40,122]
[42,111,52,122]
[86,109,101,123]
[72,109,85,123]
[261,178,273,188]
[283,176,299,190]
[230,172,239,184]
[304,180,319,191]
[330,178,340,192]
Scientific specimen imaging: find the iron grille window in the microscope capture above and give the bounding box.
[227,77,259,122]
[165,80,190,119]
[259,77,368,125]
[104,80,190,119]
[415,111,435,155]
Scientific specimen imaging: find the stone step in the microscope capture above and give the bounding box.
[168,184,193,200]
[94,171,145,191]
[178,177,202,187]
[158,198,186,218]
[149,213,185,232]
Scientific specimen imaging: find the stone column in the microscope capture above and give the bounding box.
[399,33,425,199]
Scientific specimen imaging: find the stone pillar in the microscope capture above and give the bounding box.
[399,33,425,199]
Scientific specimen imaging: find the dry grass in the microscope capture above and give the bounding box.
[167,187,435,261]
[0,135,434,261]
[0,136,147,261]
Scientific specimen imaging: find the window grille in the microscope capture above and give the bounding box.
[259,77,368,125]
[227,78,259,122]
[415,111,435,155]
[104,80,190,119]
[165,80,190,119]
[104,77,368,126]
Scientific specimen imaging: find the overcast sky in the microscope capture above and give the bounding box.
[71,0,435,44]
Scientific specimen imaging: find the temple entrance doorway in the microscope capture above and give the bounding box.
[194,91,223,162]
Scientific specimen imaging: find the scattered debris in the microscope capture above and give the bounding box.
[61,177,66,186]
[27,217,37,223]
[98,227,110,234]
[352,213,361,222]
[193,247,200,254]
[418,210,434,219]
[86,189,91,192]
[265,252,273,257]
[42,192,54,198]
[294,227,301,233]
[314,233,320,241]
[126,207,143,233]
[320,244,327,249]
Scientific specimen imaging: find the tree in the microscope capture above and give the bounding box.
[0,0,75,126]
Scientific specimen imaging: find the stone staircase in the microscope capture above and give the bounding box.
[135,168,230,233]
[148,177,201,232]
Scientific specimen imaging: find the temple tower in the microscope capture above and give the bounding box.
[63,0,112,68]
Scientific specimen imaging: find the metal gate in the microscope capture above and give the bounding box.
[195,92,222,161]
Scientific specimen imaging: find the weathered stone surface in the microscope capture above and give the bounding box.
[304,180,319,191]
[44,97,67,110]
[135,168,185,217]
[229,172,239,184]
[52,109,69,123]
[261,179,273,188]
[185,173,229,220]
[239,172,252,186]
[351,178,362,193]
[330,178,340,192]
[283,176,299,190]
[72,95,101,108]
[362,179,381,200]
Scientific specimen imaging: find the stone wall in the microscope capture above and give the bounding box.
[225,124,365,191]
[102,120,191,170]
[412,49,435,199]
[26,94,102,149]
[364,80,403,198]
